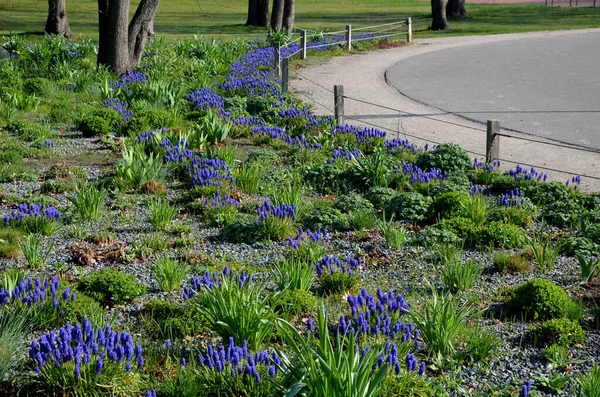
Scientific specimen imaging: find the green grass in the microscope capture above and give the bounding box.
[1,0,599,40]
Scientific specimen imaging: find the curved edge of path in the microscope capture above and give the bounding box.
[290,28,600,192]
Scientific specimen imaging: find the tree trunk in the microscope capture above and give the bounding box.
[259,0,270,28]
[97,0,160,75]
[45,0,71,38]
[430,0,449,30]
[270,0,284,30]
[446,0,468,17]
[246,0,260,26]
[283,0,295,35]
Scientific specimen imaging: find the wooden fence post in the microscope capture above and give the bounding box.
[281,58,289,94]
[301,30,307,59]
[486,119,500,163]
[273,42,281,77]
[406,17,412,43]
[346,25,352,50]
[334,85,344,125]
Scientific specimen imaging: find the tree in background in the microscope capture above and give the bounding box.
[270,0,295,32]
[447,0,468,17]
[246,0,270,27]
[430,0,449,30]
[97,0,160,75]
[45,0,71,38]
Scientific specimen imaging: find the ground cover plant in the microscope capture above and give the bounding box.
[0,30,599,397]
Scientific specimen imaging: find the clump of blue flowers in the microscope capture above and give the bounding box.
[186,87,225,111]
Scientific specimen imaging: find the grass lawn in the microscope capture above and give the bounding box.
[0,0,599,40]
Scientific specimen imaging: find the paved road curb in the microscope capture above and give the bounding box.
[290,28,600,191]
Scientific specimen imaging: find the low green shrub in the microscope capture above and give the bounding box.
[333,193,374,214]
[0,149,22,165]
[19,234,54,269]
[416,143,471,175]
[77,269,146,306]
[219,219,257,244]
[473,221,527,250]
[507,279,580,321]
[436,217,476,242]
[441,258,482,294]
[376,213,409,250]
[301,206,349,231]
[415,226,460,248]
[530,318,586,347]
[141,300,205,339]
[431,191,469,220]
[561,236,598,257]
[0,228,23,259]
[272,289,318,316]
[490,173,517,194]
[365,186,396,210]
[455,326,502,365]
[318,271,357,295]
[76,108,121,137]
[304,163,348,195]
[386,192,432,223]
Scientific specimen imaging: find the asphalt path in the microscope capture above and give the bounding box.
[386,31,600,149]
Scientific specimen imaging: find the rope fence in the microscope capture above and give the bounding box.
[277,18,600,182]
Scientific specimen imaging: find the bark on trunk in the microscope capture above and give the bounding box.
[128,0,160,68]
[446,0,468,17]
[259,0,270,28]
[270,0,284,30]
[282,0,295,35]
[430,0,449,30]
[97,0,160,75]
[45,0,71,38]
[246,0,260,26]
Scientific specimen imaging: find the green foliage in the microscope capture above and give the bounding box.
[0,308,31,381]
[350,150,392,189]
[196,109,232,145]
[19,234,53,269]
[272,289,318,316]
[436,217,476,242]
[473,221,527,250]
[247,148,281,166]
[304,163,347,195]
[416,144,471,174]
[366,186,396,210]
[271,257,313,292]
[286,240,328,265]
[203,202,238,227]
[406,285,476,357]
[0,149,22,164]
[576,254,599,283]
[67,182,107,221]
[318,271,357,296]
[534,372,572,395]
[530,318,585,347]
[525,182,584,227]
[234,163,264,194]
[455,326,501,365]
[149,198,178,231]
[576,363,600,397]
[76,107,121,137]
[192,275,278,350]
[78,269,146,306]
[141,300,204,340]
[269,182,306,215]
[562,236,598,257]
[458,193,490,227]
[490,173,517,194]
[347,210,377,231]
[376,212,408,250]
[301,206,349,231]
[381,372,434,397]
[0,228,23,259]
[116,146,167,189]
[541,343,584,371]
[0,164,38,182]
[258,215,296,241]
[416,226,460,248]
[154,256,189,292]
[431,191,469,220]
[333,193,374,214]
[526,224,564,272]
[492,251,530,274]
[274,307,389,397]
[441,258,482,294]
[219,219,257,244]
[507,279,580,322]
[386,192,432,223]
[18,212,60,236]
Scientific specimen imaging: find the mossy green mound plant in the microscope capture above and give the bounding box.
[77,269,147,306]
[507,279,580,322]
